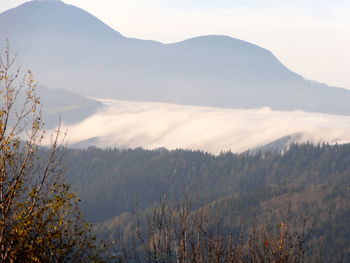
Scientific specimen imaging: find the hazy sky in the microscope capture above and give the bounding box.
[1,0,350,89]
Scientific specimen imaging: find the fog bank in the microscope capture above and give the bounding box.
[58,99,350,154]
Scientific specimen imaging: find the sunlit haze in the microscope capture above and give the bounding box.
[54,99,350,154]
[1,0,350,89]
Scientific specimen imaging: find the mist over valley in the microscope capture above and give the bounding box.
[1,1,350,261]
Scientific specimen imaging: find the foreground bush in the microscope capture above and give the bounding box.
[0,43,107,262]
[114,200,315,263]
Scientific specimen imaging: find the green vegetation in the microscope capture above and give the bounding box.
[0,44,107,262]
[2,42,349,262]
[61,144,350,262]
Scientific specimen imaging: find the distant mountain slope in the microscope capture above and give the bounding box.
[40,86,103,128]
[1,1,350,115]
[30,86,103,128]
[251,133,303,153]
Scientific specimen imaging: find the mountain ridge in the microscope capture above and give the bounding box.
[1,0,350,115]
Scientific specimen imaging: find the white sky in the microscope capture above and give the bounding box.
[1,0,350,89]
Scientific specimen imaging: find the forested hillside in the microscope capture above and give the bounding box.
[45,143,350,262]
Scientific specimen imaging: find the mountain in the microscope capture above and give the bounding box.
[13,85,103,128]
[1,0,350,115]
[251,133,303,153]
[35,86,103,128]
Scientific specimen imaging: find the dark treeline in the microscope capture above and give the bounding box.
[46,143,350,262]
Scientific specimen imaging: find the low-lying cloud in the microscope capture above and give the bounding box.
[57,99,350,154]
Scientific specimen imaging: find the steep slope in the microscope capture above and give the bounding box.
[1,1,350,115]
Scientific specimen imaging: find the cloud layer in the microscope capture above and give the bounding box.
[53,99,350,154]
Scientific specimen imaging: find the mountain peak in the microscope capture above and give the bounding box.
[19,0,64,7]
[172,35,265,51]
[33,0,62,2]
[0,0,123,40]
